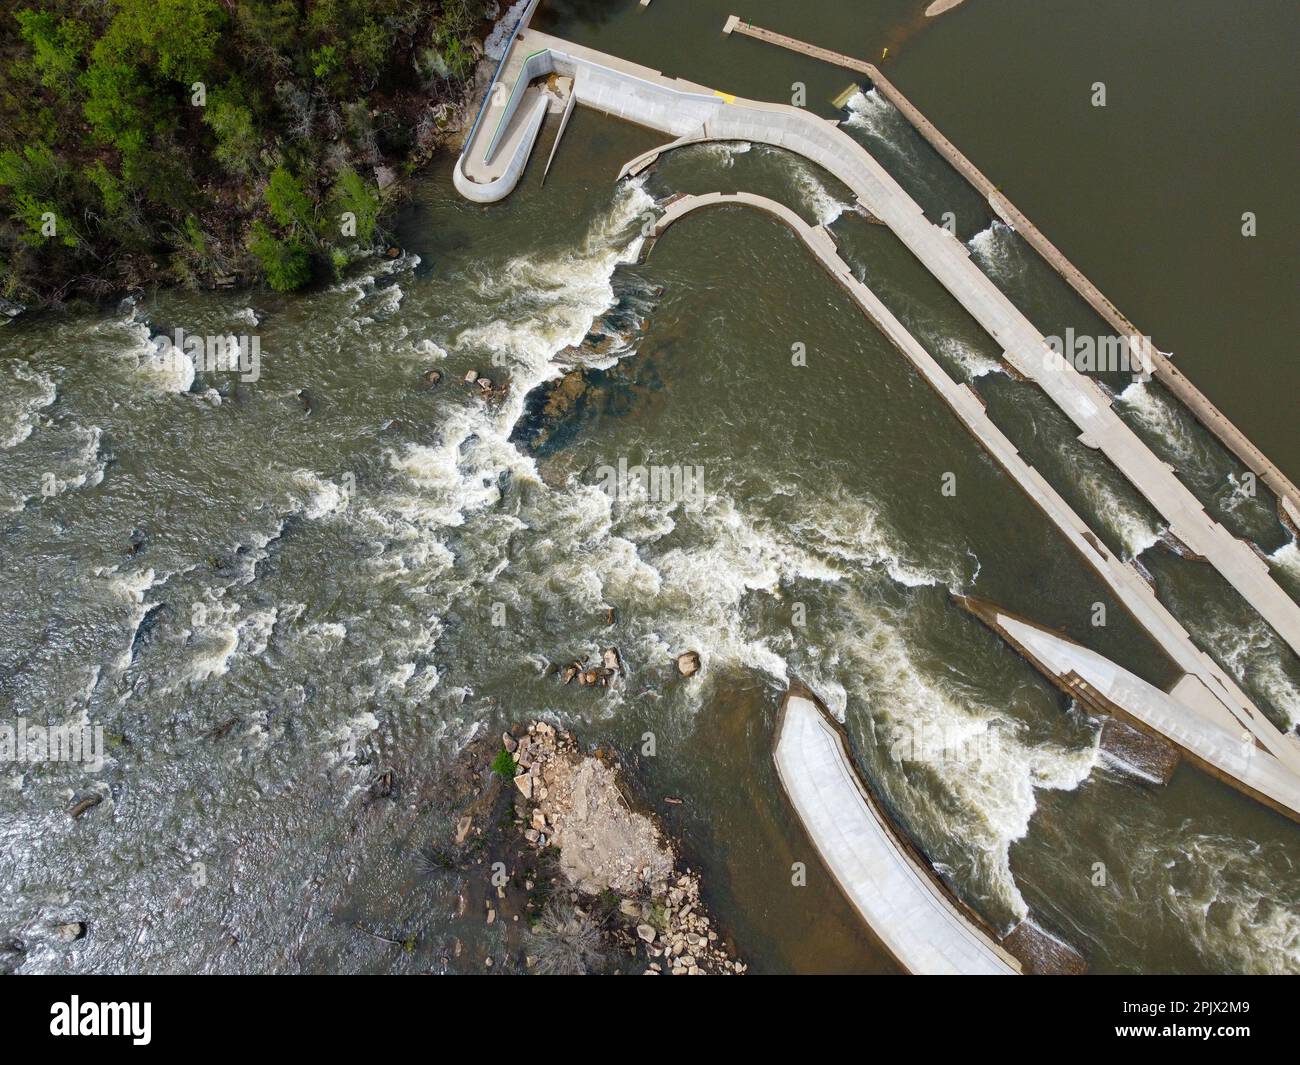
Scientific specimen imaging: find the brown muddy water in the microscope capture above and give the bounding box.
[1,0,1297,973]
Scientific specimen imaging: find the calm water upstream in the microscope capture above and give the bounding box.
[2,0,1297,974]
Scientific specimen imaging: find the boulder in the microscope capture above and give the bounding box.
[675,651,701,677]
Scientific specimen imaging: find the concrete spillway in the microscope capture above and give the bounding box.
[723,16,1300,524]
[774,689,1022,974]
[456,25,1300,813]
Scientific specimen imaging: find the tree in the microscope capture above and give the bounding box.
[330,166,379,244]
[204,87,260,177]
[265,165,313,230]
[249,221,310,291]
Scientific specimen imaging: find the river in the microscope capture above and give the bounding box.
[1,0,1297,974]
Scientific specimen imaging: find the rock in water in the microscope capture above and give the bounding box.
[55,922,86,943]
[675,651,701,677]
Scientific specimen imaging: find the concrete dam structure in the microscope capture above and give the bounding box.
[454,25,1300,669]
[956,597,1300,824]
[640,190,1300,819]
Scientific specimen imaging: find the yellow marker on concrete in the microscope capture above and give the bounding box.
[713,89,736,104]
[831,83,859,109]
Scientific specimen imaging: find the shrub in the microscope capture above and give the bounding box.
[490,748,517,779]
[249,221,310,290]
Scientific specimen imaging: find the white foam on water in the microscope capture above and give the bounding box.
[968,220,1022,281]
[96,564,161,676]
[181,603,280,685]
[291,469,351,520]
[786,158,852,226]
[1207,618,1300,730]
[122,324,196,393]
[933,333,1003,380]
[841,89,920,172]
[692,140,752,167]
[1116,380,1207,472]
[43,424,107,499]
[841,599,1098,923]
[795,484,968,590]
[1269,539,1300,581]
[1132,835,1300,974]
[1220,471,1260,515]
[0,362,57,448]
[325,709,381,768]
[1067,456,1163,559]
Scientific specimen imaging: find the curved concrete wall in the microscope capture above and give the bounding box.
[454,92,550,203]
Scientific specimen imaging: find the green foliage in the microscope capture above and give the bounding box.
[15,10,90,97]
[490,748,517,779]
[249,221,310,291]
[330,166,379,244]
[85,161,127,217]
[96,0,225,84]
[1,0,479,300]
[265,166,313,230]
[204,87,259,177]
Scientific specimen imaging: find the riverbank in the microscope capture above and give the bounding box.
[0,1,501,310]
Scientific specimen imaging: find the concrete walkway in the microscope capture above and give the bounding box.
[647,192,1300,789]
[723,16,1300,521]
[774,690,1021,974]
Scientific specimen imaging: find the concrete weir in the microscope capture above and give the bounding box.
[956,596,1300,823]
[455,24,1300,812]
[774,686,1085,974]
[723,16,1300,524]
